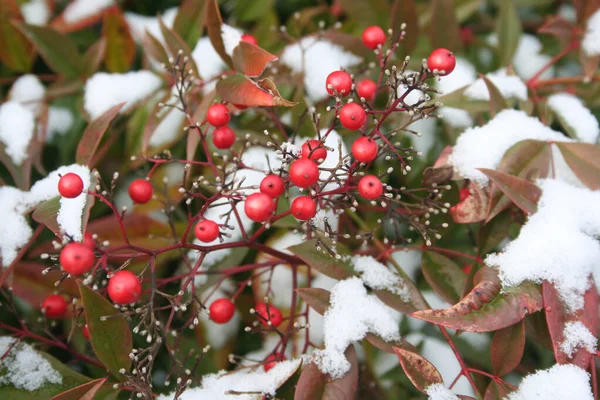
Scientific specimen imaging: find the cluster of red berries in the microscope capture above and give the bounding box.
[207,104,236,149]
[208,298,283,328]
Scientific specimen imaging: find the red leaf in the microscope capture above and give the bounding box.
[232,41,278,77]
[411,267,544,332]
[205,0,232,67]
[478,168,541,216]
[216,74,298,107]
[450,181,488,224]
[323,346,359,399]
[295,362,326,400]
[543,279,599,368]
[393,347,443,393]
[50,378,107,400]
[556,142,600,190]
[296,287,331,315]
[538,17,576,48]
[77,103,124,166]
[490,321,525,376]
[421,251,466,305]
[484,380,512,400]
[12,262,79,309]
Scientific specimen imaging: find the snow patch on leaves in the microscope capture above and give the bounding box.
[84,71,162,119]
[157,359,301,400]
[47,107,75,141]
[280,37,362,102]
[352,255,411,301]
[582,9,600,57]
[191,38,228,90]
[437,57,476,128]
[125,8,178,44]
[63,0,114,24]
[487,179,600,311]
[464,68,527,101]
[313,277,401,379]
[0,101,35,165]
[547,93,599,143]
[0,337,62,391]
[426,384,460,400]
[221,24,243,56]
[450,109,571,184]
[561,321,598,357]
[20,0,50,26]
[0,164,91,266]
[506,363,593,400]
[9,74,45,115]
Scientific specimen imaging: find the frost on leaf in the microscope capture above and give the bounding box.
[486,179,600,312]
[313,277,401,379]
[0,337,62,391]
[506,364,593,400]
[560,321,598,358]
[352,255,411,301]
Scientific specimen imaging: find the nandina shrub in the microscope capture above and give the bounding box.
[0,1,600,399]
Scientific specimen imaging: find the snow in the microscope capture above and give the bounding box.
[582,9,600,57]
[464,68,527,102]
[84,71,163,119]
[437,57,476,128]
[20,0,50,26]
[506,364,593,400]
[391,249,422,281]
[352,255,411,301]
[561,321,598,357]
[450,109,571,184]
[0,337,62,391]
[0,101,35,165]
[9,74,45,115]
[547,93,599,144]
[426,384,460,400]
[63,0,115,24]
[125,8,178,45]
[192,37,228,84]
[486,179,600,312]
[558,4,577,23]
[280,37,362,102]
[312,277,401,379]
[149,88,186,147]
[485,34,554,81]
[46,107,74,140]
[307,273,338,346]
[156,359,301,400]
[221,24,243,56]
[0,164,91,266]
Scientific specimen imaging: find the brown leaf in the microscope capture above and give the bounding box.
[411,267,544,332]
[142,32,170,67]
[50,378,107,400]
[103,8,135,73]
[365,333,418,354]
[232,41,278,77]
[158,16,199,76]
[82,38,107,77]
[538,17,575,48]
[450,181,488,224]
[556,142,600,190]
[217,74,298,107]
[393,347,443,393]
[296,288,331,315]
[422,166,454,187]
[490,321,525,376]
[205,0,232,67]
[573,0,600,23]
[478,168,541,216]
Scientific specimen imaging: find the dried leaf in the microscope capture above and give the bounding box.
[393,347,443,393]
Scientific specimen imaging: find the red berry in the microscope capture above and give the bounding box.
[60,242,95,275]
[260,175,285,198]
[462,264,473,275]
[82,325,90,339]
[339,103,366,130]
[58,173,84,198]
[427,48,456,76]
[255,302,283,327]
[301,140,328,164]
[358,175,383,200]
[356,79,377,101]
[289,159,319,188]
[107,270,142,305]
[83,232,95,250]
[459,188,471,202]
[209,298,236,324]
[264,353,287,372]
[212,126,236,149]
[460,27,474,46]
[330,2,343,17]
[362,26,386,50]
[241,34,258,46]
[352,136,378,163]
[291,196,317,220]
[42,294,67,319]
[325,70,353,97]
[207,104,231,127]
[195,220,220,242]
[129,179,153,204]
[244,192,276,222]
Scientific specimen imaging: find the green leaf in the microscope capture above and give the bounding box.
[235,0,273,22]
[173,0,206,47]
[389,0,419,56]
[556,142,600,190]
[16,23,84,78]
[294,362,326,400]
[481,74,507,116]
[393,347,443,393]
[478,210,512,255]
[0,347,90,399]
[478,168,541,216]
[78,282,132,380]
[421,252,466,305]
[490,321,525,376]
[49,378,106,400]
[32,196,61,236]
[103,9,135,73]
[0,5,33,72]
[288,240,354,281]
[296,288,331,315]
[411,267,544,332]
[77,103,124,166]
[82,38,107,77]
[337,0,385,27]
[429,0,463,53]
[495,0,522,66]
